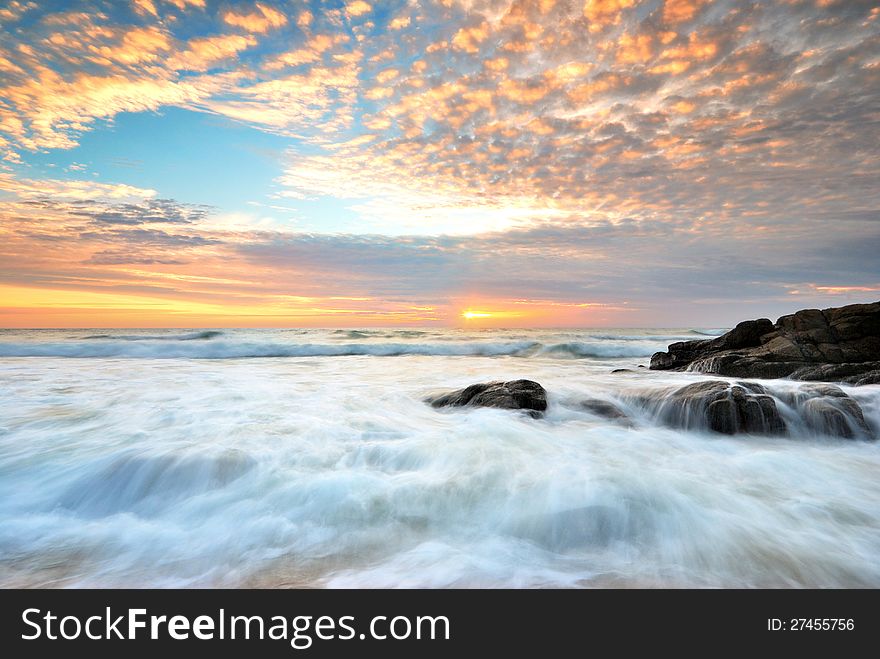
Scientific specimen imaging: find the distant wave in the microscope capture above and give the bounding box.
[81,330,224,341]
[587,333,695,342]
[689,328,729,337]
[331,329,432,340]
[0,339,663,359]
[537,342,660,358]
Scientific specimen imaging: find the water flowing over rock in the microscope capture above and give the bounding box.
[791,384,872,439]
[642,380,787,435]
[650,302,880,383]
[629,380,874,439]
[427,379,547,417]
[579,398,631,425]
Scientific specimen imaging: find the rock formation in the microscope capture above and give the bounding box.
[633,380,872,439]
[427,379,547,417]
[650,302,880,384]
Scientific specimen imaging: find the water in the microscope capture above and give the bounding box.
[0,327,878,588]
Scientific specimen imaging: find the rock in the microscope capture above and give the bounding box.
[640,379,874,439]
[798,383,848,398]
[611,368,634,373]
[801,398,870,439]
[715,318,775,350]
[790,361,880,383]
[579,398,629,422]
[854,370,880,386]
[653,380,787,435]
[428,379,547,417]
[650,302,880,384]
[784,382,872,439]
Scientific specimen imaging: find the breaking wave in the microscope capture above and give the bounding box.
[0,339,666,359]
[81,330,224,341]
[689,328,729,337]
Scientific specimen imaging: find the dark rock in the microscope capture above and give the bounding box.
[780,382,874,439]
[640,379,874,439]
[791,361,880,383]
[611,368,634,373]
[801,398,870,439]
[579,398,629,421]
[654,380,787,435]
[713,318,775,350]
[798,383,848,398]
[854,370,880,386]
[650,301,880,384]
[428,379,547,417]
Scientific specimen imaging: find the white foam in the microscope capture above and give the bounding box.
[0,329,878,587]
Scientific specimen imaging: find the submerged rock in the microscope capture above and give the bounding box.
[649,301,880,384]
[579,398,630,423]
[656,380,787,435]
[636,379,874,439]
[428,379,547,417]
[792,383,872,439]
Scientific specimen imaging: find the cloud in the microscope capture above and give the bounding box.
[171,34,258,72]
[0,174,157,201]
[389,15,410,30]
[0,1,877,325]
[345,2,372,19]
[223,3,287,34]
[71,198,212,226]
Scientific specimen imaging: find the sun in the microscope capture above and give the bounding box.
[462,310,492,319]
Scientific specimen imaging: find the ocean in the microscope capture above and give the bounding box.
[1,327,878,588]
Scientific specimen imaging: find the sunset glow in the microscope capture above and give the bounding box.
[0,1,877,327]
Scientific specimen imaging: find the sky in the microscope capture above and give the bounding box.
[0,0,878,328]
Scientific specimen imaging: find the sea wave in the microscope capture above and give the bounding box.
[0,339,663,359]
[689,328,729,337]
[81,330,224,341]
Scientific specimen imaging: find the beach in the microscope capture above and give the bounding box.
[1,327,878,588]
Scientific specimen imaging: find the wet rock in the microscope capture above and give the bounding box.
[798,383,848,398]
[854,370,880,386]
[656,380,787,435]
[579,398,629,422]
[792,384,873,439]
[428,379,547,417]
[791,361,880,383]
[801,398,870,439]
[650,302,880,384]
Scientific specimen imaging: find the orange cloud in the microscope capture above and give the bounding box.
[0,67,217,150]
[662,0,709,25]
[171,34,257,71]
[345,1,372,19]
[498,78,550,103]
[671,99,696,113]
[661,32,718,61]
[132,0,158,16]
[389,15,410,30]
[451,23,490,54]
[616,33,654,64]
[376,68,399,84]
[265,34,344,70]
[583,0,635,32]
[485,57,509,72]
[223,3,287,34]
[167,0,206,8]
[85,26,172,65]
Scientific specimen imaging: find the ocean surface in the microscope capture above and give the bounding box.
[1,327,879,588]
